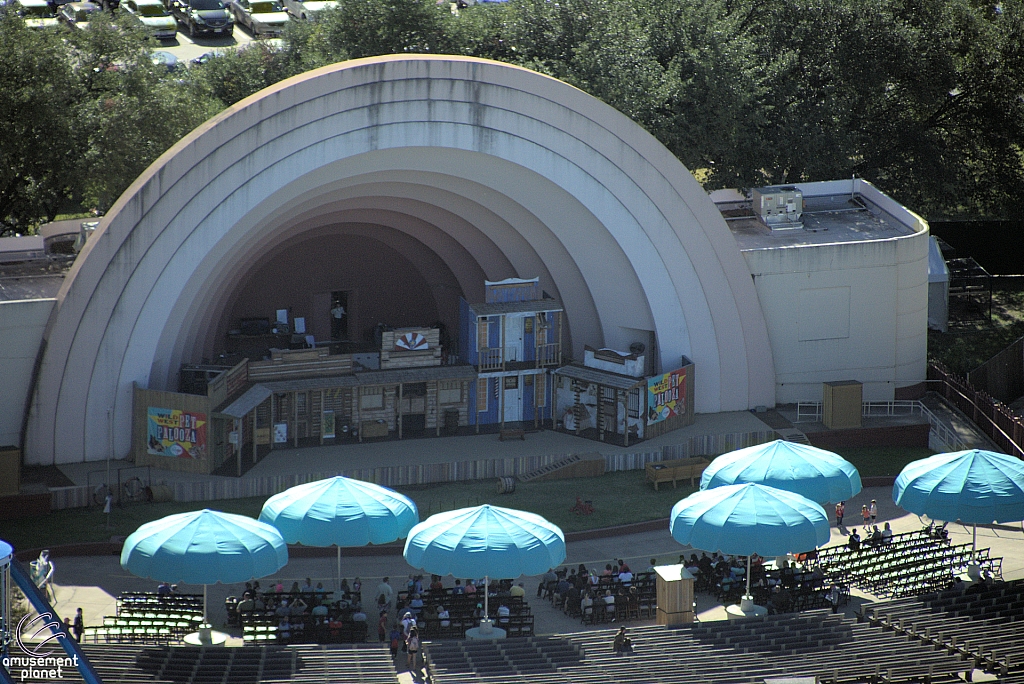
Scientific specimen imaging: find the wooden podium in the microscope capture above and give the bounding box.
[654,564,695,625]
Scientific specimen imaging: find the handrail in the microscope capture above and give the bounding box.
[795,399,970,452]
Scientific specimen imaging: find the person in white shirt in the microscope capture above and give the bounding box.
[497,604,510,624]
[438,606,450,628]
[618,569,633,586]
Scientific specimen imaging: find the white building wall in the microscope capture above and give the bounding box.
[0,299,53,448]
[743,228,930,404]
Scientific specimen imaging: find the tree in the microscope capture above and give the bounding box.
[0,12,83,235]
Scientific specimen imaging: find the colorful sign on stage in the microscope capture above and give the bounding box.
[147,407,207,459]
[647,367,687,425]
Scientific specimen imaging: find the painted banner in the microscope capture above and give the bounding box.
[647,367,687,425]
[147,407,207,458]
[322,410,336,439]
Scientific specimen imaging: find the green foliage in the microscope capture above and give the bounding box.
[2,0,1023,233]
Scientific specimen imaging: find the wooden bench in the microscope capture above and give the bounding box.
[499,428,525,441]
[645,457,710,490]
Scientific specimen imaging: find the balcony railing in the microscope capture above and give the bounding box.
[479,347,503,372]
[536,342,560,367]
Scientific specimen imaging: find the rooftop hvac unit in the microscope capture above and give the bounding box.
[751,186,803,230]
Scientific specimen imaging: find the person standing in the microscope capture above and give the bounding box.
[869,500,878,525]
[861,505,870,530]
[835,501,845,528]
[827,584,842,614]
[73,608,85,642]
[376,577,394,612]
[406,627,421,672]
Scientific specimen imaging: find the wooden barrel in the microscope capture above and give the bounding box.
[496,476,516,494]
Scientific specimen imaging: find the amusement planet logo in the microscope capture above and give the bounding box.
[2,613,77,682]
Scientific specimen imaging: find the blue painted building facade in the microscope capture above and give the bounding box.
[458,278,564,427]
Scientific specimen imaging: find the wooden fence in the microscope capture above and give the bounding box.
[929,363,1024,458]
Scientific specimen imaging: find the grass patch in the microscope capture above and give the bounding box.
[827,446,935,478]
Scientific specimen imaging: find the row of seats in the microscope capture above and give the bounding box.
[859,578,1024,676]
[425,637,582,682]
[76,642,398,684]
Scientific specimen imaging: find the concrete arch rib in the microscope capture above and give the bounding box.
[27,55,774,465]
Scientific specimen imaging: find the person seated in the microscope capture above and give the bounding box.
[618,559,631,574]
[510,582,525,598]
[302,577,314,593]
[311,602,328,618]
[538,569,557,598]
[581,592,594,622]
[289,597,308,617]
[496,603,510,624]
[339,578,350,595]
[847,531,861,551]
[429,575,444,592]
[881,522,893,543]
[409,594,424,615]
[275,599,291,619]
[278,617,291,642]
[438,605,450,628]
[617,567,634,586]
[603,590,616,620]
[553,576,571,608]
[472,603,484,621]
[612,626,633,654]
[602,563,616,578]
[157,581,171,596]
[867,525,883,547]
[453,579,464,595]
[352,608,367,622]
[237,595,255,613]
[464,580,477,595]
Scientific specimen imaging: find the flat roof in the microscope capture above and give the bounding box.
[725,194,915,251]
[554,364,647,391]
[0,261,67,301]
[469,299,563,316]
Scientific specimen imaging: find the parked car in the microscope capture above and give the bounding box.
[121,0,176,39]
[16,0,60,28]
[169,0,232,37]
[228,0,287,37]
[58,1,101,28]
[150,49,179,70]
[281,0,334,20]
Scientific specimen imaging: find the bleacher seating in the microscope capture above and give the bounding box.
[72,642,397,684]
[418,609,974,684]
[859,577,1024,678]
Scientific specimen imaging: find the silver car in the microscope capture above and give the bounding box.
[228,0,288,37]
[121,0,178,40]
[281,0,334,20]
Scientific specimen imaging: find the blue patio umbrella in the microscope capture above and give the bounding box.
[404,505,566,624]
[121,509,288,623]
[894,449,1024,553]
[670,483,831,600]
[701,439,862,504]
[259,476,419,585]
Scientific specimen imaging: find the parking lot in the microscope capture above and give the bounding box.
[152,19,258,65]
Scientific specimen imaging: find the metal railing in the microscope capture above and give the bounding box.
[795,399,970,453]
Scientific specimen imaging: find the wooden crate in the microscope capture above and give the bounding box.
[823,380,862,429]
[655,565,694,625]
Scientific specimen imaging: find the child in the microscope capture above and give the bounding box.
[861,504,870,530]
[389,625,401,659]
[835,501,845,528]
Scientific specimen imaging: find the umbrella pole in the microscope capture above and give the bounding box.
[203,584,207,625]
[338,546,342,591]
[484,575,489,625]
[746,554,752,597]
